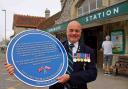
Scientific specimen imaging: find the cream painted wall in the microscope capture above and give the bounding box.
[13,27,29,35]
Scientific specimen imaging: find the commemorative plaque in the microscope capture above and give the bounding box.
[6,30,68,87]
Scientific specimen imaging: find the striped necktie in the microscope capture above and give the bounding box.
[67,43,74,74]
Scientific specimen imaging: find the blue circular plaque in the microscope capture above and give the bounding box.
[6,29,68,87]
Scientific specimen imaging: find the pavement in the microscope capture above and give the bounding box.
[88,69,128,89]
[0,50,128,89]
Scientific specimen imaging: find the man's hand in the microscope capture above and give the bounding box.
[4,63,14,75]
[57,74,70,84]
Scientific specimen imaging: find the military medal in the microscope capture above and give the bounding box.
[80,58,84,62]
[86,54,91,62]
[77,53,81,62]
[80,53,85,62]
[73,53,77,62]
[84,54,87,62]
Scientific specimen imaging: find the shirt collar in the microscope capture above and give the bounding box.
[68,41,79,49]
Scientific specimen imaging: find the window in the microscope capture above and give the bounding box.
[78,7,83,17]
[90,0,96,11]
[77,0,89,17]
[77,0,102,17]
[83,0,89,14]
[97,0,102,8]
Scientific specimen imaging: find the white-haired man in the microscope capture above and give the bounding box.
[102,35,113,75]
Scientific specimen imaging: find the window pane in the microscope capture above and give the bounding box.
[90,0,96,11]
[97,0,102,8]
[83,0,89,14]
[77,0,89,16]
[78,7,82,16]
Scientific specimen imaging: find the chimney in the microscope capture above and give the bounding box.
[45,8,50,18]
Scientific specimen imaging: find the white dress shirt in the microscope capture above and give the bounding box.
[68,42,79,54]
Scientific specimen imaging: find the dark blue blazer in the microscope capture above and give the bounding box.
[49,41,97,89]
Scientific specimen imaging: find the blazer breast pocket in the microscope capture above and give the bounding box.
[73,62,85,71]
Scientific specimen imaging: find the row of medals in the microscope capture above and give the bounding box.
[73,53,91,62]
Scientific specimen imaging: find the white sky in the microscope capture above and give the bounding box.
[0,0,61,42]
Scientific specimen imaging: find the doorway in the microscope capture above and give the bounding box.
[82,26,103,68]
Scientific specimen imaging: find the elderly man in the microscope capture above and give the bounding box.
[50,21,97,89]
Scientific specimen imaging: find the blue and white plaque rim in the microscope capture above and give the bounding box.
[6,29,68,87]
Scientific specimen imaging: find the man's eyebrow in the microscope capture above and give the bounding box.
[69,29,79,30]
[69,29,73,30]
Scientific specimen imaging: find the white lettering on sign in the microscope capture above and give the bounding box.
[85,7,119,22]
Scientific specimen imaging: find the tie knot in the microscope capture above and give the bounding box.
[69,44,74,49]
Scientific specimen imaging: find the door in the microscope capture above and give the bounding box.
[83,26,103,68]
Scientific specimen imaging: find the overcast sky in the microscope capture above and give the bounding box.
[0,0,61,42]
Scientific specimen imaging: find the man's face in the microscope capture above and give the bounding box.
[66,21,82,43]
